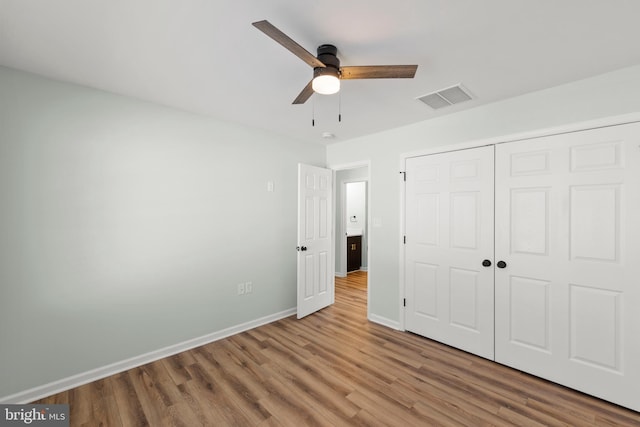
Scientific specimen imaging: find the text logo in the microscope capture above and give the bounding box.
[0,405,68,427]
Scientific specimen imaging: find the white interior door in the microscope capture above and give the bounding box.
[297,164,334,319]
[494,122,640,411]
[405,146,495,359]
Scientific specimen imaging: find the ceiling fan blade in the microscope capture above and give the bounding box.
[292,80,314,104]
[252,20,325,69]
[340,65,418,79]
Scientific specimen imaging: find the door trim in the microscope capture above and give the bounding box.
[401,112,640,160]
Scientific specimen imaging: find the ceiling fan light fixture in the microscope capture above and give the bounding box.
[312,67,340,95]
[252,21,417,104]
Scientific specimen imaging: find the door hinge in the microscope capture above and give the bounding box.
[399,171,406,181]
[403,235,406,244]
[403,298,406,307]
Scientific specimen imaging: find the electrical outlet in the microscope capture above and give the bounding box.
[237,283,245,295]
[245,281,253,294]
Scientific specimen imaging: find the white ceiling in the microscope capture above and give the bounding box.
[2,1,640,144]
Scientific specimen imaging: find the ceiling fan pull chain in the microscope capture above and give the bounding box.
[312,97,315,127]
[338,92,342,122]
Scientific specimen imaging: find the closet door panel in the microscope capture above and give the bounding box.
[495,122,640,412]
[405,146,494,359]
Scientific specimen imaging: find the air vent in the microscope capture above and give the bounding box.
[417,84,473,109]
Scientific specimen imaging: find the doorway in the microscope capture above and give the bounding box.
[345,181,367,273]
[332,163,370,316]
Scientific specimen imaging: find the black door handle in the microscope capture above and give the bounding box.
[497,260,507,269]
[297,246,307,252]
[482,259,492,267]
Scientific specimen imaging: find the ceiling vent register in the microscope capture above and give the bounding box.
[417,84,473,109]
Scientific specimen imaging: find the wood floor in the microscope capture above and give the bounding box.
[36,271,640,426]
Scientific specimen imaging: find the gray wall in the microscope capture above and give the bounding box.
[0,66,325,399]
[327,64,640,326]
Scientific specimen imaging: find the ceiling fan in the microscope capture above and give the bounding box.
[252,20,418,104]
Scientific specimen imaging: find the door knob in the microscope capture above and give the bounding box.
[497,260,507,268]
[299,246,307,251]
[482,259,492,267]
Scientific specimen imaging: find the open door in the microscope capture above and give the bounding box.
[297,163,334,318]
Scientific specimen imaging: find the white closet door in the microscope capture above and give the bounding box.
[495,122,640,411]
[405,146,495,359]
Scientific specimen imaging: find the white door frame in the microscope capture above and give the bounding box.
[328,160,371,318]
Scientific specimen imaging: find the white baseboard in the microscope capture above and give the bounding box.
[368,313,401,330]
[0,308,296,404]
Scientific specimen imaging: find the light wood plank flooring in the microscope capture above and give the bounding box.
[36,271,640,426]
